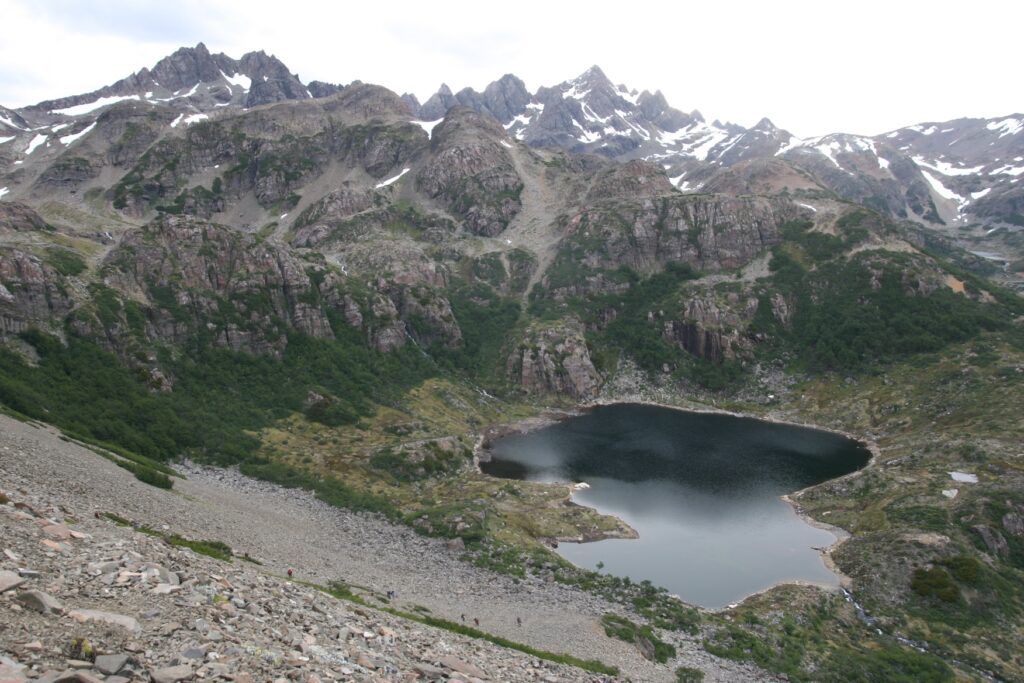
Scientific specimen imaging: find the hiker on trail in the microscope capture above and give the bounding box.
[517,616,522,627]
[473,618,479,627]
[287,568,293,579]
[460,614,466,622]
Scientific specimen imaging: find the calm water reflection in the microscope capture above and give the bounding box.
[482,403,870,608]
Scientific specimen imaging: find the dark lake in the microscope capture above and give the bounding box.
[481,403,871,608]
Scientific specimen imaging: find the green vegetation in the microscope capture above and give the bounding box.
[99,512,235,562]
[167,535,233,562]
[760,250,1014,372]
[392,608,618,675]
[702,593,954,682]
[431,278,522,386]
[303,577,619,676]
[45,247,87,276]
[911,566,960,603]
[369,443,471,482]
[0,324,434,466]
[601,613,676,663]
[675,666,705,683]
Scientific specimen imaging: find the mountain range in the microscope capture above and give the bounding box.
[1,43,1020,288]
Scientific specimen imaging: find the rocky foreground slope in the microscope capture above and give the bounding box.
[0,414,774,683]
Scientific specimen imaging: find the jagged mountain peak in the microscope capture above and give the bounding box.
[575,64,609,82]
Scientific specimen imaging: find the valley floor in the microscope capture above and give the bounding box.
[0,414,775,682]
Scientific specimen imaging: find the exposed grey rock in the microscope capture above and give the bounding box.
[67,609,141,635]
[0,569,26,593]
[16,589,64,614]
[93,654,130,675]
[507,320,601,400]
[149,664,193,683]
[971,525,1010,558]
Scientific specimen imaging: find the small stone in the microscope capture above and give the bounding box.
[17,589,64,614]
[181,648,206,661]
[68,610,141,635]
[41,539,66,552]
[23,642,43,652]
[0,570,26,593]
[152,584,181,595]
[94,654,130,675]
[66,660,93,669]
[437,656,486,679]
[16,569,41,579]
[414,664,447,680]
[231,674,254,683]
[0,659,27,683]
[41,524,73,540]
[54,672,105,683]
[150,664,193,683]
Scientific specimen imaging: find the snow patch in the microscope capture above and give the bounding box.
[877,157,890,170]
[986,117,1023,137]
[59,122,96,146]
[51,95,140,116]
[412,119,443,139]
[51,123,70,133]
[0,187,8,199]
[886,131,900,138]
[814,141,845,169]
[949,471,978,483]
[798,203,818,212]
[0,115,25,130]
[500,140,512,148]
[580,102,610,125]
[971,188,992,199]
[503,114,531,130]
[374,168,410,188]
[669,173,685,187]
[941,489,958,499]
[525,102,545,112]
[220,71,251,91]
[572,119,602,144]
[170,114,185,128]
[183,113,208,126]
[0,135,14,144]
[280,213,288,220]
[25,133,48,155]
[921,170,967,209]
[990,164,1024,177]
[913,156,984,176]
[617,87,640,105]
[562,84,591,100]
[775,135,804,156]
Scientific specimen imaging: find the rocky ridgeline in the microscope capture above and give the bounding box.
[0,487,612,683]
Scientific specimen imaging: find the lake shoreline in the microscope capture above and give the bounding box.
[477,398,877,610]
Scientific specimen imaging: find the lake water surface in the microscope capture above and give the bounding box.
[482,403,870,608]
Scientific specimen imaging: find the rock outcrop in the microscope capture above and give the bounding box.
[416,107,523,237]
[507,320,602,399]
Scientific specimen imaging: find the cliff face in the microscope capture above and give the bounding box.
[544,194,804,301]
[506,320,601,400]
[0,249,72,338]
[415,108,523,237]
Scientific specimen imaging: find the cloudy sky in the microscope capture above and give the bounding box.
[1,0,1020,137]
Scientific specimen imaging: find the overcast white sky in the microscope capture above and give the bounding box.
[1,0,1020,137]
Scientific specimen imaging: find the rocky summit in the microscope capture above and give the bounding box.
[0,44,1023,683]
